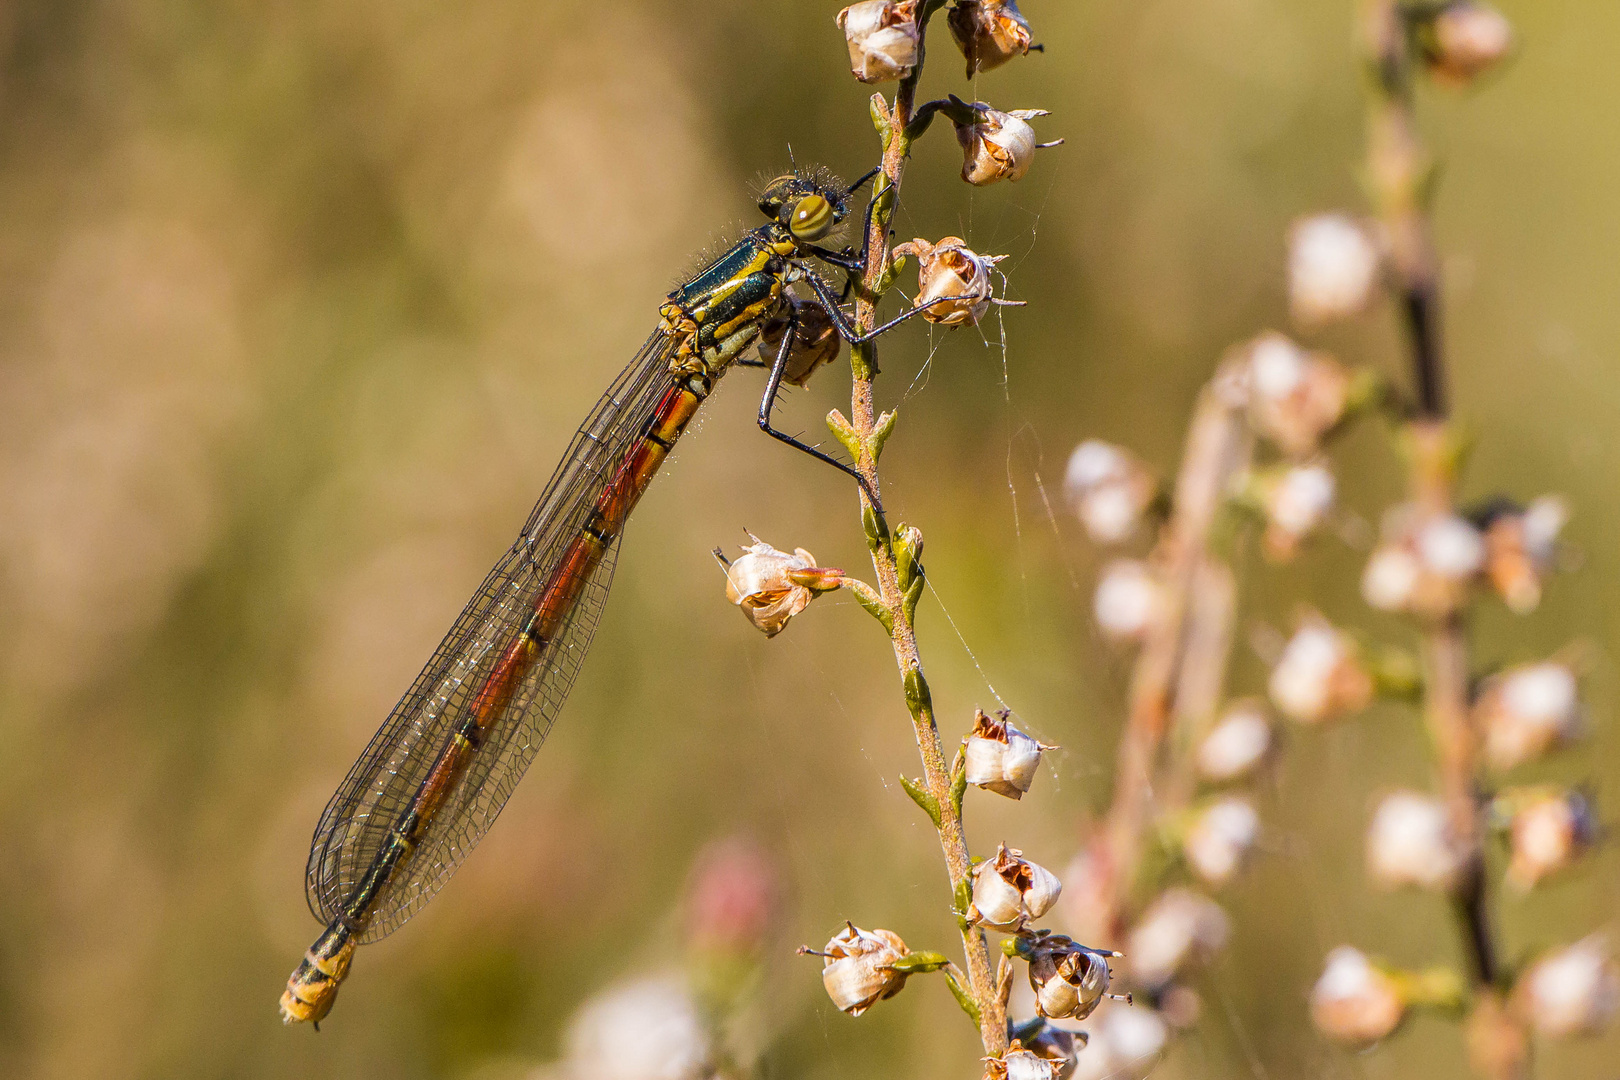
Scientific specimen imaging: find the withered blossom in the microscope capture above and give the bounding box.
[953,105,1053,185]
[1025,934,1117,1021]
[964,709,1053,800]
[984,1042,1061,1080]
[947,0,1035,77]
[1241,332,1354,457]
[835,1,921,83]
[891,236,1005,327]
[718,537,842,637]
[968,843,1062,931]
[811,923,910,1016]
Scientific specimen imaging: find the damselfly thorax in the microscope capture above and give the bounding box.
[280,166,944,1026]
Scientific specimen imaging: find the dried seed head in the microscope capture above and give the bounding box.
[814,923,910,1016]
[964,709,1053,800]
[1481,496,1569,614]
[1195,701,1273,783]
[719,537,842,637]
[1267,615,1373,725]
[567,976,712,1080]
[1063,439,1157,544]
[1477,661,1583,772]
[1366,790,1467,891]
[1311,947,1406,1045]
[1240,333,1352,457]
[757,296,841,388]
[1517,935,1620,1038]
[969,843,1063,931]
[1069,1007,1169,1080]
[947,0,1035,77]
[1288,213,1382,325]
[1126,888,1229,990]
[1183,796,1260,888]
[1501,788,1596,891]
[1258,462,1337,560]
[984,1041,1062,1080]
[835,1,921,83]
[953,105,1051,186]
[1093,559,1162,644]
[891,236,1006,327]
[1425,2,1514,86]
[1025,934,1116,1021]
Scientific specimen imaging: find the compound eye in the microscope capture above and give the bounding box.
[789,194,834,240]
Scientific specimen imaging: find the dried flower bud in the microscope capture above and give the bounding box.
[1195,701,1273,783]
[1311,947,1406,1044]
[1183,796,1260,888]
[813,923,910,1016]
[836,1,921,83]
[947,0,1035,77]
[954,105,1051,186]
[1517,935,1620,1038]
[985,1042,1061,1080]
[1257,462,1336,560]
[1126,888,1229,990]
[1477,661,1583,771]
[1366,790,1467,891]
[757,296,840,388]
[969,843,1062,932]
[1063,440,1157,545]
[1025,934,1116,1021]
[1241,332,1352,457]
[1268,616,1373,725]
[719,537,842,637]
[891,236,1005,327]
[1498,788,1596,891]
[1424,2,1514,86]
[1070,1005,1169,1080]
[1288,214,1382,325]
[965,709,1053,800]
[1479,496,1568,614]
[1093,559,1162,644]
[567,976,712,1080]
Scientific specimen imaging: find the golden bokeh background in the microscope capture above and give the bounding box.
[0,1,1615,1077]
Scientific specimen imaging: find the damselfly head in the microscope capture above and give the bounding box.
[756,169,851,243]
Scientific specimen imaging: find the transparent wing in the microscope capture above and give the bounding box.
[306,329,679,940]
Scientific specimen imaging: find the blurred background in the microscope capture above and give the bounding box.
[0,0,1615,1077]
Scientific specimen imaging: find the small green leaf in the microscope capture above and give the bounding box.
[902,667,932,717]
[826,409,861,460]
[953,874,973,917]
[889,951,952,975]
[842,578,893,633]
[862,500,889,552]
[870,409,899,463]
[943,969,981,1028]
[900,775,941,828]
[950,749,968,819]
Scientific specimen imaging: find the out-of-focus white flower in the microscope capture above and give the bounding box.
[1480,496,1569,614]
[812,923,910,1016]
[1310,947,1406,1045]
[1126,888,1229,990]
[1477,661,1583,772]
[1425,2,1514,86]
[1026,935,1117,1021]
[1361,505,1484,617]
[1499,788,1596,891]
[1366,790,1467,891]
[568,976,711,1080]
[969,843,1063,932]
[1069,1005,1169,1080]
[1059,847,1113,947]
[1257,462,1337,560]
[964,709,1053,800]
[953,105,1052,186]
[1241,332,1354,457]
[890,236,1005,327]
[1195,702,1273,783]
[1268,616,1373,725]
[1418,514,1486,579]
[719,537,842,637]
[1182,797,1260,888]
[836,1,921,83]
[1288,213,1382,325]
[1063,440,1157,545]
[1362,544,1423,611]
[1517,935,1620,1038]
[1094,560,1161,644]
[947,0,1034,77]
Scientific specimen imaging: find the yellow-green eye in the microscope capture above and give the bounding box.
[789,194,834,240]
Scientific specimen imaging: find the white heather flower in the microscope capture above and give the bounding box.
[947,0,1034,76]
[1026,935,1116,1021]
[1070,1005,1169,1080]
[1366,790,1466,891]
[567,976,711,1080]
[1268,617,1372,725]
[964,709,1053,800]
[1126,888,1229,990]
[1503,789,1595,891]
[1242,332,1353,457]
[814,923,910,1016]
[1094,560,1161,643]
[1260,462,1337,559]
[835,1,921,84]
[1477,661,1583,771]
[1416,514,1486,580]
[1361,504,1483,616]
[1427,2,1514,86]
[890,236,1005,327]
[719,538,842,637]
[954,105,1051,186]
[1519,936,1620,1038]
[1311,947,1405,1045]
[1183,797,1260,888]
[1362,544,1423,612]
[1288,213,1382,325]
[969,844,1063,932]
[1195,702,1273,783]
[1064,440,1156,545]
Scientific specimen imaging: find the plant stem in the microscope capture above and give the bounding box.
[844,8,1006,1056]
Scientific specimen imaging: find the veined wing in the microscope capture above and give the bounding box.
[306,328,680,941]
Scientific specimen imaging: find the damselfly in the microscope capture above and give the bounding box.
[280,167,941,1025]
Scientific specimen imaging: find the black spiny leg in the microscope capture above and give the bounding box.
[798,270,951,346]
[756,307,884,511]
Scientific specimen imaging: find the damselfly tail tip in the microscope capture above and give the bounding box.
[280,923,356,1027]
